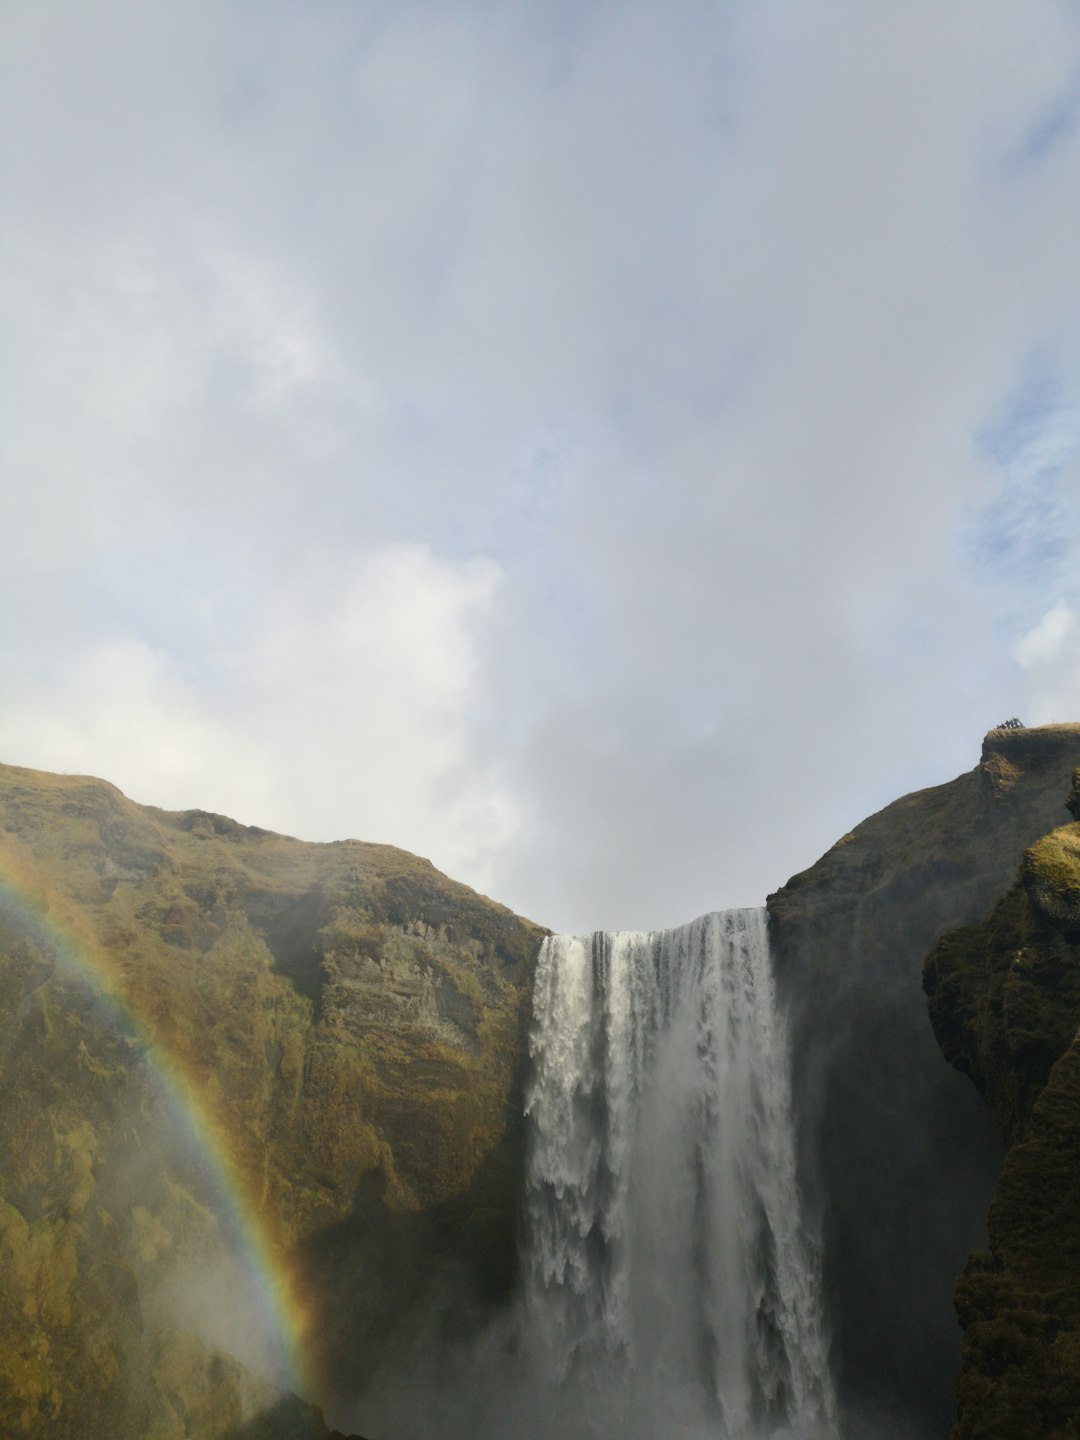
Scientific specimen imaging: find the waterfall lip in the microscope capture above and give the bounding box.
[547,906,766,947]
[523,907,837,1440]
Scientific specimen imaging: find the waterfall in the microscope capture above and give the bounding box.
[523,909,836,1440]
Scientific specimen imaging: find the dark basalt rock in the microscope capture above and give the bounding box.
[925,810,1080,1439]
[768,723,1080,1440]
[1065,767,1080,822]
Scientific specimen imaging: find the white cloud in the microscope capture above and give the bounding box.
[3,1,1080,929]
[0,546,517,892]
[1013,599,1077,668]
[1009,598,1080,729]
[221,542,518,885]
[0,637,267,803]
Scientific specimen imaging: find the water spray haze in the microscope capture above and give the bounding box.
[523,910,836,1440]
[0,866,314,1399]
[355,911,836,1440]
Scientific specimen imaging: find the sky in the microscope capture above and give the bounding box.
[2,0,1080,934]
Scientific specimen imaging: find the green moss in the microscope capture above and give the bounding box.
[0,759,543,1434]
[925,820,1080,1440]
[1026,826,1080,888]
[925,866,1080,1144]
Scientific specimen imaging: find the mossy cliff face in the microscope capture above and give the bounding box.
[0,762,545,1438]
[925,799,1080,1440]
[768,724,1080,1440]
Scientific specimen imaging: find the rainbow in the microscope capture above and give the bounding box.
[0,855,316,1401]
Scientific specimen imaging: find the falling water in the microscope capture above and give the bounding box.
[524,910,836,1440]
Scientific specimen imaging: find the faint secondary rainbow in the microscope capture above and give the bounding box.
[0,856,316,1399]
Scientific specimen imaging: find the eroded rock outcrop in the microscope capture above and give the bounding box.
[0,762,544,1437]
[925,810,1080,1439]
[768,723,1080,1440]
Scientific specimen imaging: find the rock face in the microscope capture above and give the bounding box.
[925,817,1080,1438]
[0,762,545,1438]
[767,724,1080,1440]
[6,728,1080,1440]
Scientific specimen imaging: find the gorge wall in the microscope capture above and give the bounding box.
[0,762,545,1437]
[924,782,1080,1438]
[3,726,1080,1439]
[767,723,1080,1440]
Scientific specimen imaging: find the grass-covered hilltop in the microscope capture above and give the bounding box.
[0,762,545,1438]
[2,726,1080,1440]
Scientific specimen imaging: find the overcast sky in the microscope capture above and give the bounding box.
[3,0,1080,932]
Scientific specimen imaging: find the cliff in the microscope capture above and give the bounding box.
[768,723,1080,1440]
[0,762,545,1438]
[924,784,1080,1438]
[6,727,1080,1440]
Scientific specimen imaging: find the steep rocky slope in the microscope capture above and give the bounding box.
[0,762,545,1438]
[768,723,1080,1440]
[6,729,1080,1440]
[925,789,1080,1439]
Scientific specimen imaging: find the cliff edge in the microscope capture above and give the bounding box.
[768,723,1080,1440]
[925,775,1080,1439]
[0,762,545,1437]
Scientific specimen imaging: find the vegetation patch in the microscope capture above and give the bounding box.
[0,761,545,1435]
[924,818,1080,1439]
